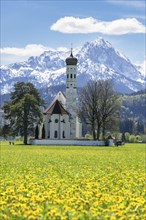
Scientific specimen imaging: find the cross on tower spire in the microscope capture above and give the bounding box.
[70,43,73,57]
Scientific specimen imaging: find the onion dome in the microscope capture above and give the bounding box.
[65,48,78,65]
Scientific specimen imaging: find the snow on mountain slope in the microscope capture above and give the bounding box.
[135,61,146,77]
[0,37,145,103]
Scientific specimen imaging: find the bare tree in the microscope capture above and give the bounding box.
[79,80,120,140]
[79,81,98,139]
[98,80,120,138]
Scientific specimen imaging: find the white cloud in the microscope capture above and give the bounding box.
[50,16,146,35]
[0,44,51,57]
[56,47,68,52]
[0,44,54,65]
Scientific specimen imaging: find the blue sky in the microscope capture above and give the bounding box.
[1,0,146,66]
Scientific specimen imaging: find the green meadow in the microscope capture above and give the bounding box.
[0,142,145,219]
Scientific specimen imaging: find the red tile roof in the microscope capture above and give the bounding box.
[45,100,69,115]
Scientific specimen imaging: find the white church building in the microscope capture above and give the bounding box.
[39,49,82,140]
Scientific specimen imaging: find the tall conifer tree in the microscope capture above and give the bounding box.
[3,82,45,144]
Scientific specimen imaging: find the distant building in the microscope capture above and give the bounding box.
[38,49,82,140]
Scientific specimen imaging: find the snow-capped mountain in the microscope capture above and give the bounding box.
[135,61,146,77]
[0,38,145,105]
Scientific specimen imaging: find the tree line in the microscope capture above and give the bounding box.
[1,81,145,144]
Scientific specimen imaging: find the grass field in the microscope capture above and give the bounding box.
[0,142,145,220]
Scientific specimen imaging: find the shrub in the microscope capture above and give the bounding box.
[129,135,136,143]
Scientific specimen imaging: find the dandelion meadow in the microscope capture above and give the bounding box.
[0,142,145,220]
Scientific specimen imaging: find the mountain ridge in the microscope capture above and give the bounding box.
[0,37,145,105]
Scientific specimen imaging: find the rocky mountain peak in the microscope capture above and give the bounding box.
[0,37,145,106]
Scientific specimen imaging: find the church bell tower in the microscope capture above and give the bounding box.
[65,48,78,139]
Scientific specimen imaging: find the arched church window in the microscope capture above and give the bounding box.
[62,131,65,138]
[74,74,76,78]
[54,131,58,138]
[70,74,72,78]
[55,119,58,123]
[67,74,69,78]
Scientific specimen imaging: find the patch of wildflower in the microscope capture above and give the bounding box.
[0,143,145,219]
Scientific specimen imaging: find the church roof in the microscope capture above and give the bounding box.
[44,91,66,114]
[44,99,69,115]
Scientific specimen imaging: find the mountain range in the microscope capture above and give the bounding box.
[0,38,145,106]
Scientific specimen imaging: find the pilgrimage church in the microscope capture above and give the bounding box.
[39,49,82,140]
